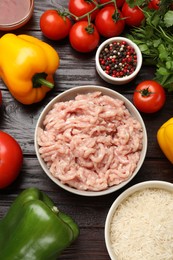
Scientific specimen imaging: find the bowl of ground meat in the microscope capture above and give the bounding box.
[105,180,173,260]
[35,85,147,196]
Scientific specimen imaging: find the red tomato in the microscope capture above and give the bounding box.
[69,21,100,52]
[68,0,98,21]
[0,131,23,189]
[133,80,166,113]
[148,0,160,9]
[95,6,125,38]
[40,10,72,40]
[99,0,125,8]
[122,2,145,27]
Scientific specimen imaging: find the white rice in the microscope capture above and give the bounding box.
[110,188,173,260]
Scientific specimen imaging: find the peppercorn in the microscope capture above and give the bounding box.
[99,41,137,78]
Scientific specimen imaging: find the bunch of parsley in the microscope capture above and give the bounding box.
[126,0,173,91]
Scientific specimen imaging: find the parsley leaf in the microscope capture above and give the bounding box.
[125,0,173,91]
[164,10,173,27]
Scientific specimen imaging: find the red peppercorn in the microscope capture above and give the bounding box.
[99,40,137,78]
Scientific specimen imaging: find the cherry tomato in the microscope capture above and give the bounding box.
[133,80,166,113]
[68,0,98,21]
[40,10,72,40]
[0,131,23,189]
[99,0,125,8]
[148,0,160,9]
[95,6,125,38]
[122,2,145,27]
[69,21,100,52]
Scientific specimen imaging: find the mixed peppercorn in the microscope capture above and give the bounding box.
[99,40,137,78]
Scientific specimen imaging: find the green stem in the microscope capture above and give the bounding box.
[64,0,115,20]
[37,78,54,89]
[137,87,155,97]
[89,0,99,5]
[158,25,173,43]
[32,73,54,89]
[112,0,118,9]
[87,12,91,26]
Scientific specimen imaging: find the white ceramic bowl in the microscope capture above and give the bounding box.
[95,37,142,85]
[34,85,147,196]
[105,180,173,259]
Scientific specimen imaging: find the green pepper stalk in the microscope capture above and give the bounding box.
[0,188,79,260]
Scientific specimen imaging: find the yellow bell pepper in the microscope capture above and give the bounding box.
[0,33,60,104]
[157,118,173,163]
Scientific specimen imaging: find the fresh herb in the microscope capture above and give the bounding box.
[126,0,173,91]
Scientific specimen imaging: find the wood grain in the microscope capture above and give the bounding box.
[0,0,173,259]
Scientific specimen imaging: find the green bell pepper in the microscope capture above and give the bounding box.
[0,187,79,260]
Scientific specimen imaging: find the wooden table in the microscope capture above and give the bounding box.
[0,0,173,259]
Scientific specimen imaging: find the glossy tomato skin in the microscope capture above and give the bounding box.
[0,131,23,189]
[133,80,166,113]
[122,2,145,27]
[148,0,160,9]
[68,0,98,21]
[95,6,125,38]
[40,10,72,40]
[99,0,125,8]
[69,21,100,52]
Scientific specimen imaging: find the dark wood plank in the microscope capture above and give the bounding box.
[0,0,173,259]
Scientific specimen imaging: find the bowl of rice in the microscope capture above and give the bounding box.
[34,85,147,196]
[105,180,173,259]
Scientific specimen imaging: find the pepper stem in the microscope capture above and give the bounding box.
[32,72,54,89]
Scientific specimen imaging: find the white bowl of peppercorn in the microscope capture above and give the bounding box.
[95,37,142,85]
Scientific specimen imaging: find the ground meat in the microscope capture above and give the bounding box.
[37,91,143,191]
